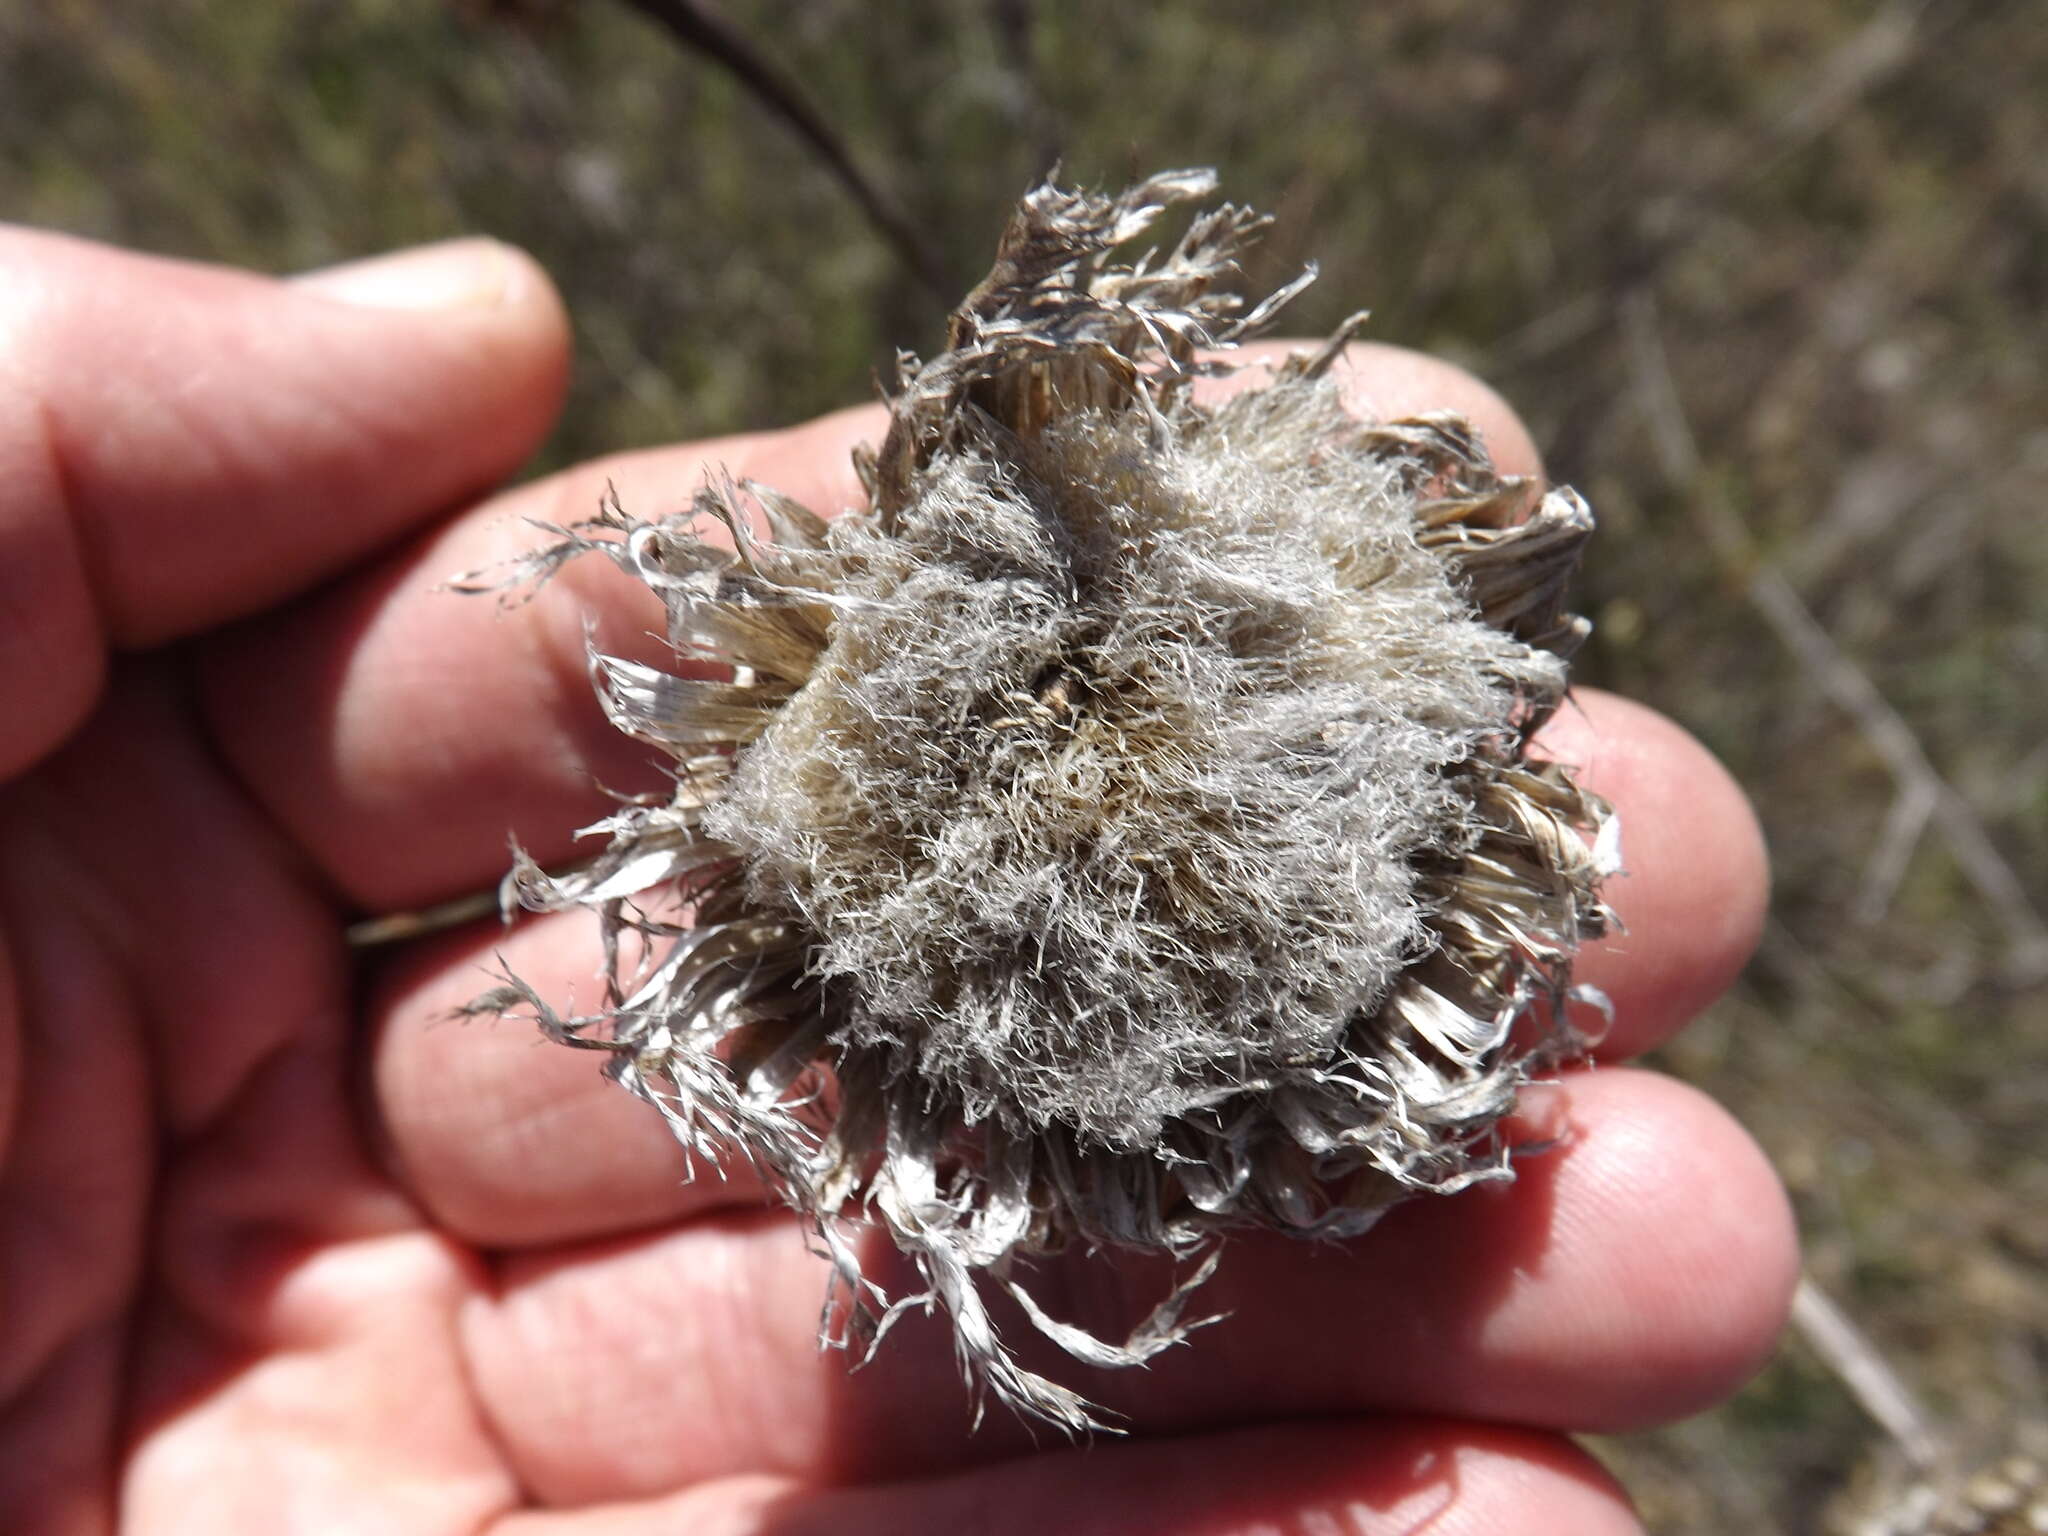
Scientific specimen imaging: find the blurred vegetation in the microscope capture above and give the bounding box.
[4,0,2044,1527]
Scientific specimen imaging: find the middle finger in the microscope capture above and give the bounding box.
[450,1066,1795,1503]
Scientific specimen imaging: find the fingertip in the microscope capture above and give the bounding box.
[1222,338,1547,481]
[290,238,572,448]
[1539,689,1769,1058]
[1183,1067,1795,1439]
[282,234,574,523]
[1555,1070,1799,1428]
[1333,339,1547,482]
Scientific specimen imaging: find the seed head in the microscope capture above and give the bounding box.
[466,169,1617,1430]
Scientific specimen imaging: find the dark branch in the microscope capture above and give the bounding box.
[613,0,952,300]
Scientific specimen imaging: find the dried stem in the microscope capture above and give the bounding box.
[346,890,503,948]
[1792,1274,1948,1473]
[345,856,597,949]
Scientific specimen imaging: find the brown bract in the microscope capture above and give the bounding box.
[462,169,1615,1430]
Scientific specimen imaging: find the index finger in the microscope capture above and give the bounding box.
[198,340,1540,911]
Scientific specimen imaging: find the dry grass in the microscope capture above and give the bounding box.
[5,1,2044,1526]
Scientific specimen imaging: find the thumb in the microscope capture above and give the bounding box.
[0,229,570,777]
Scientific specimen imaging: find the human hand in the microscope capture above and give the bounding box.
[0,228,1794,1534]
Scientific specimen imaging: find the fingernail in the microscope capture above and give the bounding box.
[293,238,520,312]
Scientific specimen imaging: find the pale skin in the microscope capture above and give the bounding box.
[0,230,1795,1534]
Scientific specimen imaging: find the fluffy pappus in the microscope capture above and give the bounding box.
[463,168,1617,1431]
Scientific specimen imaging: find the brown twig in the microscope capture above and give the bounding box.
[611,0,952,300]
[345,855,600,949]
[346,888,505,948]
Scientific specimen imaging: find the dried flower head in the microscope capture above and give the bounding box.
[466,168,1617,1430]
